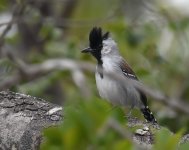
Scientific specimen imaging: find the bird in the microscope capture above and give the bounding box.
[82,27,157,123]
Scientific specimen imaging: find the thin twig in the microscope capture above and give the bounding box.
[0,3,26,52]
[5,51,93,97]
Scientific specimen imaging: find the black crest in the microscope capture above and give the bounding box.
[89,27,109,49]
[88,27,109,78]
[102,31,109,40]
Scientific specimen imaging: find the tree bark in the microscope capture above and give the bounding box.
[0,91,62,150]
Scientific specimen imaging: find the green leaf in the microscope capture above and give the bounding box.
[41,98,128,150]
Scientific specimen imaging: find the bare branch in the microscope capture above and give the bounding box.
[2,51,189,115]
[0,4,119,29]
[0,3,26,53]
[3,51,94,97]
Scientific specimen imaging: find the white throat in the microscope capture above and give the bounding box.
[101,38,120,57]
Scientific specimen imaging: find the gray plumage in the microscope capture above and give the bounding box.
[82,27,157,123]
[95,38,143,108]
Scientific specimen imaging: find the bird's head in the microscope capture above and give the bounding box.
[82,27,118,64]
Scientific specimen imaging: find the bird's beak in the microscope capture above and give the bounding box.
[81,47,92,53]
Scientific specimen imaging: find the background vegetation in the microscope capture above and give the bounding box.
[0,0,189,149]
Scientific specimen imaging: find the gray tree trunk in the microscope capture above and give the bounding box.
[0,91,62,150]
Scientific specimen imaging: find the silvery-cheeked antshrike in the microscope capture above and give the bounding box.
[82,27,157,123]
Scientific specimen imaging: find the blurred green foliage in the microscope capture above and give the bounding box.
[41,98,189,150]
[0,0,189,149]
[41,99,128,150]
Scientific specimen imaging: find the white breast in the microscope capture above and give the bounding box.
[95,57,142,108]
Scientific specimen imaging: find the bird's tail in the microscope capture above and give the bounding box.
[140,106,157,123]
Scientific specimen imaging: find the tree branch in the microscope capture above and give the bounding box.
[2,51,189,116]
[0,3,26,52]
[0,91,62,149]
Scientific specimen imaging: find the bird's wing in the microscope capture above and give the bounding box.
[119,59,138,80]
[119,59,147,106]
